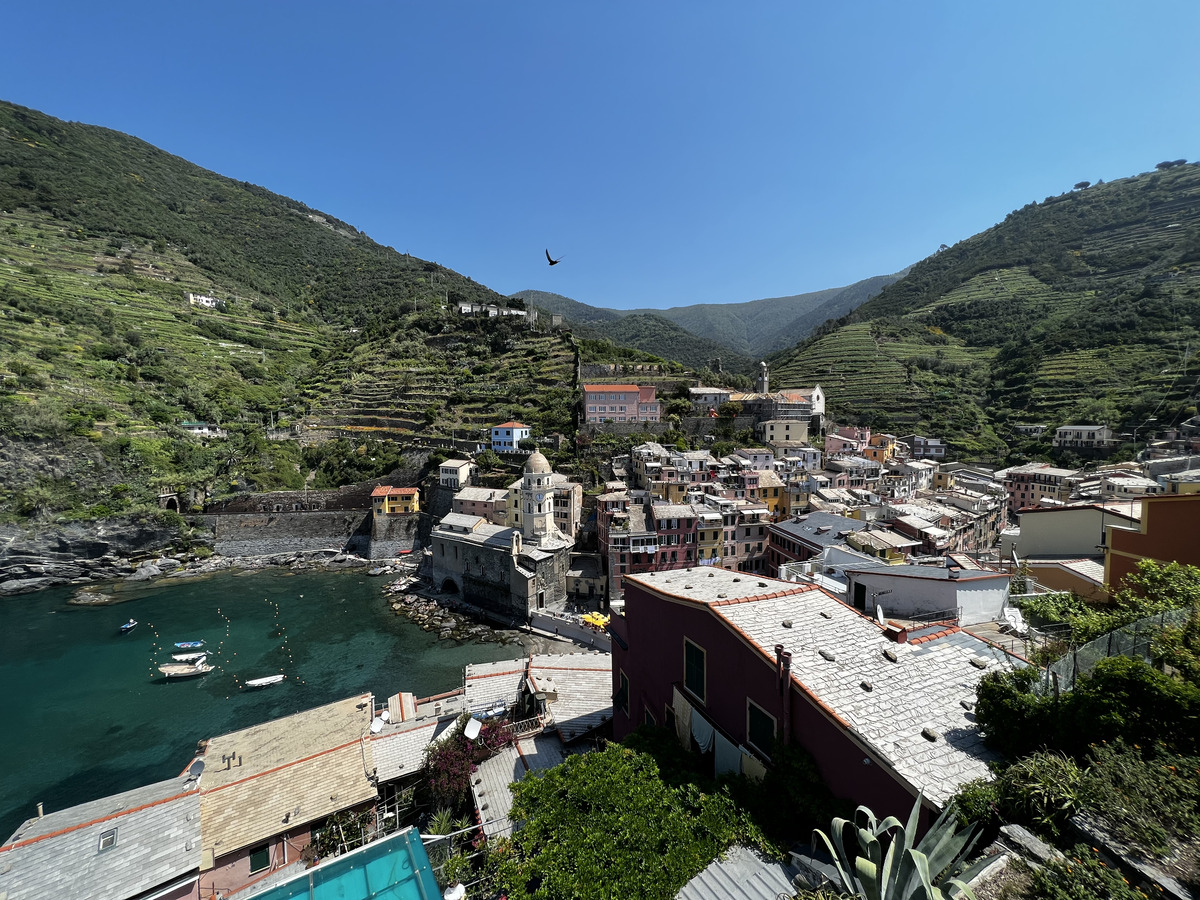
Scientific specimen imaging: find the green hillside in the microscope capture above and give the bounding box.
[0,101,591,522]
[771,163,1200,458]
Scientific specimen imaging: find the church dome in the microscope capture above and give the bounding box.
[524,450,552,475]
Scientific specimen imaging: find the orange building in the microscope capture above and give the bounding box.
[1104,493,1200,588]
[371,485,420,516]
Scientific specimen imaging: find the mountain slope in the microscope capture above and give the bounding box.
[0,100,592,522]
[517,273,902,364]
[569,313,754,373]
[770,164,1200,457]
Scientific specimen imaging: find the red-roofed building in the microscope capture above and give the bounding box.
[583,385,660,424]
[371,485,420,516]
[491,421,531,452]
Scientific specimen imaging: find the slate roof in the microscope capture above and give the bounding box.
[0,775,200,900]
[771,513,869,548]
[630,568,1020,807]
[199,695,376,859]
[369,717,456,784]
[464,658,528,714]
[675,845,799,900]
[529,651,613,743]
[472,734,568,839]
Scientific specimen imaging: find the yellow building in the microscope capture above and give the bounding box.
[371,486,420,516]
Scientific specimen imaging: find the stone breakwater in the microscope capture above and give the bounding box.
[382,577,526,645]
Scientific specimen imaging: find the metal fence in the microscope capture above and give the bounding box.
[1034,607,1194,696]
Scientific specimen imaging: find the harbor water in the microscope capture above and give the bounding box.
[0,568,531,840]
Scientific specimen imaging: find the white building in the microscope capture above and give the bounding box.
[491,422,532,452]
[1052,424,1113,449]
[439,459,477,490]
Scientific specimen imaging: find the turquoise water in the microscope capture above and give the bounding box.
[0,570,526,840]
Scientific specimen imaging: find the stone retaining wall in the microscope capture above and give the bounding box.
[206,511,372,557]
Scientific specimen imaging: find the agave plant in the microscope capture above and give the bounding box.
[811,793,991,900]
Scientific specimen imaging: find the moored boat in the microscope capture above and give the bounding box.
[173,640,205,649]
[119,619,138,635]
[158,662,214,679]
[243,674,286,689]
[171,651,208,663]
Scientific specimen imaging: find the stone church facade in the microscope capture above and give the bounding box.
[431,452,573,620]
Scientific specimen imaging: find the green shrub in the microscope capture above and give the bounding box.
[1080,740,1200,856]
[1029,844,1148,900]
[996,751,1085,840]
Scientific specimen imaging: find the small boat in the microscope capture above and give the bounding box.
[119,619,138,635]
[158,661,214,679]
[172,652,208,663]
[174,640,205,650]
[243,674,286,689]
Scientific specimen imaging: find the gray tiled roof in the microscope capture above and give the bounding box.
[641,568,1019,807]
[529,652,613,743]
[675,845,798,900]
[369,717,456,784]
[472,734,569,839]
[772,513,868,547]
[0,776,200,900]
[464,658,527,713]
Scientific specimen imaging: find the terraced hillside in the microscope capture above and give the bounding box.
[772,163,1200,457]
[301,325,577,444]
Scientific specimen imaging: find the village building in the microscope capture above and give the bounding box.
[1051,424,1114,450]
[898,434,948,460]
[1000,462,1080,519]
[1105,492,1200,589]
[451,486,509,525]
[842,559,1011,626]
[431,452,574,618]
[583,384,661,424]
[0,775,201,900]
[765,511,871,571]
[490,421,531,452]
[438,459,476,490]
[370,485,419,516]
[609,568,1021,818]
[196,695,379,897]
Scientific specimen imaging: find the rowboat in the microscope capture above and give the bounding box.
[158,661,214,679]
[119,619,138,635]
[243,674,286,689]
[174,640,205,650]
[172,652,208,663]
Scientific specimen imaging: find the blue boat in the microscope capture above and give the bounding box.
[119,619,137,635]
[173,640,205,649]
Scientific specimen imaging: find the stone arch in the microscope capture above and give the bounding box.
[441,578,459,594]
[163,496,179,512]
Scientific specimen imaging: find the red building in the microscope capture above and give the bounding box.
[610,568,1021,818]
[1105,492,1200,588]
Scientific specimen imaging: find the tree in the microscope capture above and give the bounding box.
[490,744,763,900]
[1074,181,1091,190]
[517,436,537,452]
[717,400,742,419]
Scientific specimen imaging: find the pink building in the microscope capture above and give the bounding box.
[825,425,871,455]
[583,385,661,424]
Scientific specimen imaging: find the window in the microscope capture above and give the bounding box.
[644,707,656,727]
[98,827,118,852]
[615,670,630,715]
[746,701,776,755]
[249,843,271,873]
[684,639,706,702]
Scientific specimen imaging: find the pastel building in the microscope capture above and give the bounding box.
[491,422,531,452]
[583,385,661,424]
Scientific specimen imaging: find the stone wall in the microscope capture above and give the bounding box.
[369,513,424,559]
[206,511,372,557]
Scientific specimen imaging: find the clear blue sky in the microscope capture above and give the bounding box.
[3,2,1198,309]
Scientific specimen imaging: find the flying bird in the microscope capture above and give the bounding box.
[545,249,563,266]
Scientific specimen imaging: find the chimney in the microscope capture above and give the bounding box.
[37,802,44,818]
[884,621,908,643]
[780,650,792,694]
[774,644,784,686]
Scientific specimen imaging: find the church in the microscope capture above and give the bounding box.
[430,451,574,620]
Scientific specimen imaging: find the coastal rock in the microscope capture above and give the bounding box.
[127,564,162,582]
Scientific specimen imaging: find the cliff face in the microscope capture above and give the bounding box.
[0,518,197,595]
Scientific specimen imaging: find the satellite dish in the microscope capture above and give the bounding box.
[463,717,482,742]
[370,717,384,734]
[187,759,205,780]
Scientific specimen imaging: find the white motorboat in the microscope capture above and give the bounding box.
[243,674,286,689]
[171,652,208,663]
[158,661,214,679]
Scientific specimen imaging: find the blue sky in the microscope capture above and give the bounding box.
[3,2,1198,309]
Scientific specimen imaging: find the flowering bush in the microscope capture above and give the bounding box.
[422,720,515,811]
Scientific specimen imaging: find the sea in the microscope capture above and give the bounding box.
[0,568,533,840]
